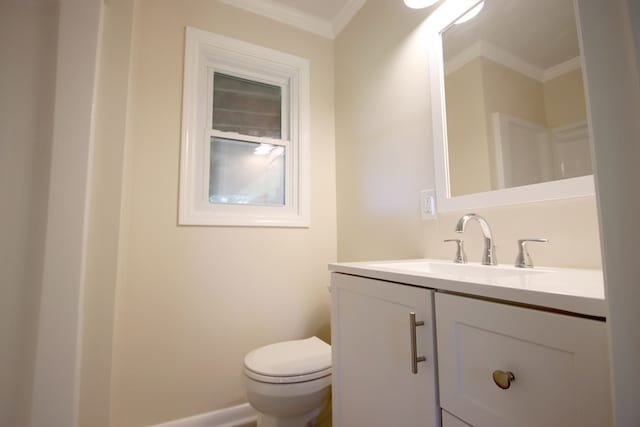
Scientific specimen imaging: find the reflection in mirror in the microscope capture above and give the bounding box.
[442,0,591,197]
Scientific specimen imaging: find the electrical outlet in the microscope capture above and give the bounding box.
[420,189,437,219]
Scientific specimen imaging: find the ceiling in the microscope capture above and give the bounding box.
[221,0,581,80]
[444,0,580,74]
[218,0,366,39]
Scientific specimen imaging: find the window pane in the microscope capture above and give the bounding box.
[209,137,285,206]
[212,73,282,138]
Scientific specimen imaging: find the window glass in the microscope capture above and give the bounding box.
[209,137,285,206]
[212,73,282,138]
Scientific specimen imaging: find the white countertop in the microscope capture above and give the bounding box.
[328,259,607,318]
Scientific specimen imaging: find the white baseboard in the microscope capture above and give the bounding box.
[151,403,258,427]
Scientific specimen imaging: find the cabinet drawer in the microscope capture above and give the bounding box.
[435,292,611,427]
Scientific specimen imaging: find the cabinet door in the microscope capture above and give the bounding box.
[330,273,439,427]
[436,292,611,427]
[442,410,472,427]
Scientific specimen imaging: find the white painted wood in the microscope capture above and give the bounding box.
[543,56,582,81]
[427,0,595,212]
[576,1,640,425]
[445,41,581,83]
[179,27,310,227]
[329,260,607,318]
[218,0,366,39]
[332,0,367,37]
[445,41,545,82]
[150,403,258,427]
[435,292,612,427]
[29,0,103,426]
[218,0,334,38]
[442,410,472,427]
[330,273,440,427]
[492,113,552,189]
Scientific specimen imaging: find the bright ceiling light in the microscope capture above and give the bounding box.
[403,0,439,9]
[454,1,485,24]
[254,143,274,155]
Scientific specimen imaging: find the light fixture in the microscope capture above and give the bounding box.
[403,0,439,9]
[254,143,274,155]
[454,1,485,24]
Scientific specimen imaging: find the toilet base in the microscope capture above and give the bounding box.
[257,407,321,427]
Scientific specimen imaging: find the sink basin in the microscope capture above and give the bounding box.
[370,260,552,280]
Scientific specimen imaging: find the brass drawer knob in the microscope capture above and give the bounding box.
[492,370,515,389]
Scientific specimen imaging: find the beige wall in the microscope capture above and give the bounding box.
[0,1,57,425]
[335,0,433,262]
[481,58,547,187]
[482,58,547,127]
[445,59,492,196]
[335,0,602,269]
[543,69,588,128]
[103,1,336,425]
[446,57,550,195]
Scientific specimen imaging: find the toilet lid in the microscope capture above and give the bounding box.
[244,337,331,378]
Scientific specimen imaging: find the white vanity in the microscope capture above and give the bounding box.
[329,260,611,427]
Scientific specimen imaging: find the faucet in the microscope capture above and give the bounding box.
[455,213,497,265]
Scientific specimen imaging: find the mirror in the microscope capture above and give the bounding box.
[428,0,594,211]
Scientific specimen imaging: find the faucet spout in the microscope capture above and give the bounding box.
[455,213,497,265]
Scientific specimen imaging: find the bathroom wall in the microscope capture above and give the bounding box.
[446,57,549,195]
[335,0,602,269]
[445,59,492,196]
[543,69,587,128]
[335,0,433,262]
[0,1,58,425]
[103,1,337,425]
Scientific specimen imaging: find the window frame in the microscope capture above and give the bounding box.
[179,27,310,227]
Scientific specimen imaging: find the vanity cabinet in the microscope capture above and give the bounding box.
[435,292,611,427]
[330,272,440,427]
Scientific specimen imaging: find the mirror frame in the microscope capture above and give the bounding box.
[427,0,595,212]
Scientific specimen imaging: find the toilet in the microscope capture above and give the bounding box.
[244,336,331,427]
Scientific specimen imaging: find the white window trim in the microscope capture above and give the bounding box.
[179,27,310,227]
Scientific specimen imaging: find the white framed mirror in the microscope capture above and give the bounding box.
[427,0,595,212]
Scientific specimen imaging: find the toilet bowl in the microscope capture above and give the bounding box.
[244,337,331,427]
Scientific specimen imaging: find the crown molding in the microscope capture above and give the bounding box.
[445,41,544,80]
[333,0,367,37]
[445,41,581,82]
[543,56,582,81]
[219,0,366,39]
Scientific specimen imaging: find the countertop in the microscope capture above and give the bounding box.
[328,259,607,318]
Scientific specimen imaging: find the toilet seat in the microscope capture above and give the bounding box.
[244,337,331,384]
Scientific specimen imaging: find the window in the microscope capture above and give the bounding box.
[179,27,310,226]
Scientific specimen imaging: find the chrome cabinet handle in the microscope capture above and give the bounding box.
[409,312,426,374]
[492,370,515,389]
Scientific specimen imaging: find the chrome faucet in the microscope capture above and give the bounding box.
[455,213,497,265]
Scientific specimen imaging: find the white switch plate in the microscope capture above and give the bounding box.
[420,189,437,219]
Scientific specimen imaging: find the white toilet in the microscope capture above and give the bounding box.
[244,336,331,427]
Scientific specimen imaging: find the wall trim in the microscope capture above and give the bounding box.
[151,403,258,427]
[445,40,581,82]
[543,56,582,81]
[333,0,367,37]
[218,0,333,38]
[218,0,366,39]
